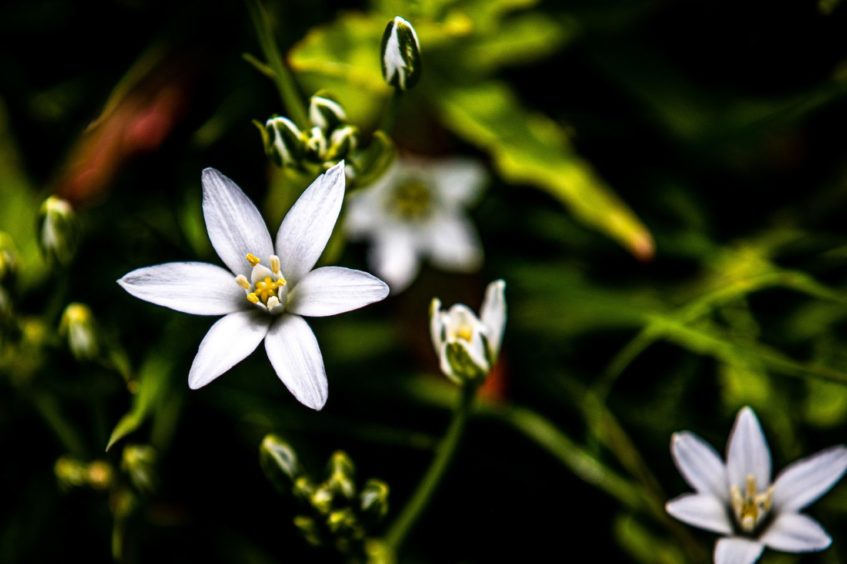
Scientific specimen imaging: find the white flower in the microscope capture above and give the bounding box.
[346,157,485,293]
[117,162,388,410]
[666,406,847,564]
[429,280,505,384]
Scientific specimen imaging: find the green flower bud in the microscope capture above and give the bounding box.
[303,126,328,163]
[260,434,302,494]
[293,515,322,547]
[37,196,79,266]
[122,444,156,493]
[265,116,304,168]
[444,341,488,384]
[60,303,99,361]
[309,95,347,133]
[381,17,422,91]
[326,450,356,500]
[359,478,389,521]
[0,232,18,284]
[326,125,358,162]
[326,507,360,537]
[55,457,113,490]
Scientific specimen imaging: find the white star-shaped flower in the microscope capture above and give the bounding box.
[429,280,506,384]
[345,157,485,293]
[118,162,388,410]
[666,406,847,564]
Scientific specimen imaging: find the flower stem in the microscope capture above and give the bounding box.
[379,90,403,134]
[384,382,476,552]
[246,0,308,127]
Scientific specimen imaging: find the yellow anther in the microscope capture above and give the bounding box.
[456,325,474,342]
[235,274,250,289]
[270,255,281,275]
[247,293,259,304]
[246,253,261,266]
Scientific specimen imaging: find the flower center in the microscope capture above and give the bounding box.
[730,474,773,533]
[235,253,287,313]
[385,179,432,221]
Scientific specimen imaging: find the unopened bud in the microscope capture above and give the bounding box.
[326,450,356,500]
[87,461,113,490]
[326,125,358,161]
[303,126,328,162]
[260,434,302,494]
[0,232,18,284]
[309,95,347,133]
[381,17,422,91]
[37,196,78,265]
[294,515,322,546]
[265,116,304,168]
[122,444,156,493]
[326,507,359,536]
[444,341,488,384]
[359,478,390,521]
[311,483,334,514]
[55,457,113,490]
[60,303,99,361]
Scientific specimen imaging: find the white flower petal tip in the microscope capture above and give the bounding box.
[344,156,486,294]
[120,164,385,408]
[480,279,506,359]
[714,537,764,564]
[667,406,844,562]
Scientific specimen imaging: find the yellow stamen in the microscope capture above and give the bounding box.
[456,325,474,342]
[246,253,261,266]
[270,255,281,275]
[235,275,250,289]
[246,293,259,304]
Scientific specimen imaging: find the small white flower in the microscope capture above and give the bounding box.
[430,280,505,384]
[666,406,847,564]
[346,157,485,293]
[118,162,389,410]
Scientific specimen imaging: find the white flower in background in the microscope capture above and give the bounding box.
[429,280,505,384]
[346,157,486,293]
[666,406,847,564]
[118,162,388,410]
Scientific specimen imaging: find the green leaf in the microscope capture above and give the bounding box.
[436,81,654,258]
[106,353,173,451]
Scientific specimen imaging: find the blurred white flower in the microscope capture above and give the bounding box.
[346,157,485,293]
[666,406,847,564]
[118,162,388,410]
[429,280,505,384]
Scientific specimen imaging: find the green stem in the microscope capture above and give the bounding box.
[246,0,308,127]
[31,391,87,456]
[378,90,402,134]
[384,383,476,552]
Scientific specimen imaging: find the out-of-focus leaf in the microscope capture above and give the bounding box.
[436,82,654,259]
[106,353,173,451]
[458,13,575,71]
[614,514,685,564]
[805,379,847,427]
[719,360,771,407]
[0,99,46,289]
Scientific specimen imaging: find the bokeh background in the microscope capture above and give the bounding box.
[2,0,847,561]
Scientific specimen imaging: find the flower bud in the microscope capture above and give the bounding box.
[381,17,422,91]
[326,450,356,500]
[122,444,156,493]
[37,196,79,265]
[293,515,322,546]
[265,116,304,168]
[260,434,302,494]
[303,126,328,163]
[60,303,99,361]
[309,95,347,133]
[55,457,113,490]
[359,478,389,521]
[326,507,360,537]
[326,125,358,162]
[0,232,18,284]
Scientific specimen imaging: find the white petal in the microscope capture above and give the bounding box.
[760,513,831,552]
[430,298,445,355]
[714,537,765,564]
[264,314,328,410]
[772,446,847,512]
[665,493,733,534]
[671,432,729,501]
[480,279,506,359]
[188,311,270,389]
[344,171,394,238]
[426,213,483,272]
[118,262,244,316]
[202,168,274,277]
[275,162,345,286]
[429,158,487,208]
[726,407,771,490]
[287,266,389,317]
[370,228,420,293]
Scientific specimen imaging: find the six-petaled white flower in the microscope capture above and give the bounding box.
[346,157,486,293]
[666,406,847,564]
[429,280,505,384]
[118,162,389,410]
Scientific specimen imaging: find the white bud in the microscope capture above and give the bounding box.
[381,17,422,91]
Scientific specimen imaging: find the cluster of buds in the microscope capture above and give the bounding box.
[430,280,506,385]
[260,435,389,557]
[55,456,113,491]
[263,95,358,171]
